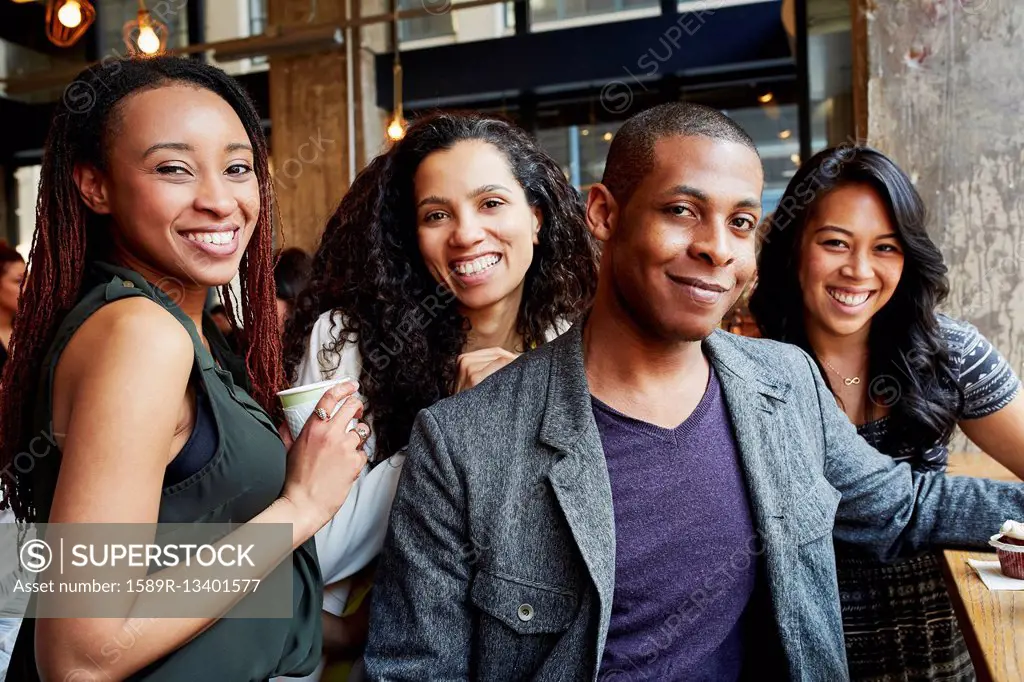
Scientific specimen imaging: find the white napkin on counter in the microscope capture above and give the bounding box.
[967,559,1024,590]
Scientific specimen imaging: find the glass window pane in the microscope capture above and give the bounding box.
[249,0,268,66]
[532,100,799,210]
[722,104,800,215]
[531,0,658,26]
[533,121,620,190]
[398,0,455,42]
[577,122,619,187]
[249,0,267,35]
[535,129,571,180]
[808,30,853,151]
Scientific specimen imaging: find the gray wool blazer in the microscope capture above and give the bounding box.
[364,324,1024,681]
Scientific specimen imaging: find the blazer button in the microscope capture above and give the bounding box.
[122,281,135,288]
[517,604,534,622]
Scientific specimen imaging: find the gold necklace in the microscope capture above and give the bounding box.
[820,357,861,386]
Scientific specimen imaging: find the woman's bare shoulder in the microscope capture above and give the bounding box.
[55,296,194,401]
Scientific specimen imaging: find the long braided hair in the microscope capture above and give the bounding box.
[0,57,282,521]
[283,112,600,460]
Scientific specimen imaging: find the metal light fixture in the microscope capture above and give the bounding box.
[386,61,406,141]
[123,0,169,57]
[385,0,407,142]
[45,0,96,47]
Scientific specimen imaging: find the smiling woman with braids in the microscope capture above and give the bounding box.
[0,57,369,681]
[752,146,1024,681]
[282,112,599,669]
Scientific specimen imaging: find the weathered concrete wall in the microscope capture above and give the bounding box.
[858,0,1024,448]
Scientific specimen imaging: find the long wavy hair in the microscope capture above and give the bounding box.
[0,57,282,521]
[750,146,961,461]
[284,112,599,459]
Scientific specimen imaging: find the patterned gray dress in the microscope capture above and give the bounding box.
[837,315,1021,681]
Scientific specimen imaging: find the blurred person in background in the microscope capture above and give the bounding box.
[275,247,312,337]
[0,56,369,681]
[0,243,27,677]
[207,302,234,336]
[752,146,1024,681]
[281,111,599,680]
[0,242,26,374]
[207,302,239,353]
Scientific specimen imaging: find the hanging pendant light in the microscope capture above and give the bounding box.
[123,0,169,57]
[385,0,407,142]
[386,60,406,141]
[45,0,96,48]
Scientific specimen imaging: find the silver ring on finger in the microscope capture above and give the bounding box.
[314,407,331,422]
[354,423,371,446]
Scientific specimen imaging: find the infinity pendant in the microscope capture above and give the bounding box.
[845,377,861,385]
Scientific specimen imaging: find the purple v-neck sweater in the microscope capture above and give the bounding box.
[595,367,760,681]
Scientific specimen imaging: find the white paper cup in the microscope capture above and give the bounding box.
[276,377,360,439]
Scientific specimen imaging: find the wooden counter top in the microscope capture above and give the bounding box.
[942,452,1023,682]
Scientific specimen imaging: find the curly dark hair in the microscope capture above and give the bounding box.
[750,146,961,462]
[283,111,599,459]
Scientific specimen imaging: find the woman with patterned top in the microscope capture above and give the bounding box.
[751,146,1024,681]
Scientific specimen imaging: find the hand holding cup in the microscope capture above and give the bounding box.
[279,381,372,533]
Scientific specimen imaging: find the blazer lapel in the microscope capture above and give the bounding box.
[705,331,798,654]
[704,330,793,525]
[538,325,617,667]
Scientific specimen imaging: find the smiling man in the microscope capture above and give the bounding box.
[364,103,1024,681]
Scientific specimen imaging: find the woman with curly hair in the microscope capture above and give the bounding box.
[282,111,599,669]
[0,57,368,680]
[751,146,1024,680]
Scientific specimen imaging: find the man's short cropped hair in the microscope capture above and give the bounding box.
[601,102,760,205]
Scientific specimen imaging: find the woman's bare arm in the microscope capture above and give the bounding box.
[36,298,363,680]
[959,393,1024,480]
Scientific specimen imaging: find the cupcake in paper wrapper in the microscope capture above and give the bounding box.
[989,520,1024,580]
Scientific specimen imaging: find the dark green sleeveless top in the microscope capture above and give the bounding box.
[9,261,323,681]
